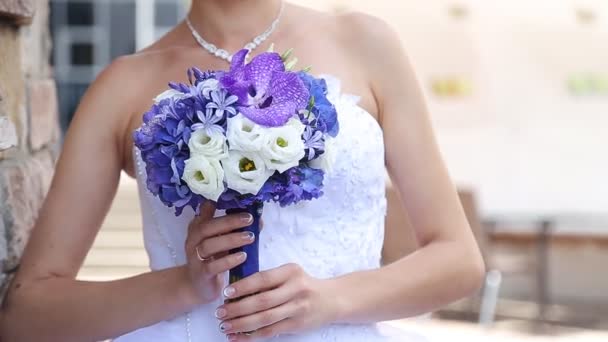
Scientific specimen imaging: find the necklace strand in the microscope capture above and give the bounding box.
[185,2,285,63]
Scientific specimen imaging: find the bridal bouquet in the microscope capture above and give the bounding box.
[133,49,339,284]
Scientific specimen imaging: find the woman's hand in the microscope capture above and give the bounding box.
[182,202,257,305]
[215,263,339,341]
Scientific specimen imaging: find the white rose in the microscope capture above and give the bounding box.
[197,78,220,99]
[310,137,336,174]
[260,118,306,173]
[182,156,225,201]
[154,89,188,104]
[188,129,228,160]
[222,150,274,195]
[226,113,266,152]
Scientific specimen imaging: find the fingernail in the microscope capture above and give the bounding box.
[219,321,232,332]
[237,252,247,261]
[215,308,227,319]
[240,213,253,224]
[223,286,236,298]
[242,232,255,241]
[227,334,238,341]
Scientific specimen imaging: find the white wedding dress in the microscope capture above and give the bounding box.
[116,76,427,341]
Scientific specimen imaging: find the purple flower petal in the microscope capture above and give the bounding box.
[220,50,308,127]
[269,72,309,109]
[244,52,285,97]
[230,50,248,72]
[239,101,297,127]
[238,72,309,127]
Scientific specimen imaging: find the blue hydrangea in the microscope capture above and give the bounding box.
[298,72,339,138]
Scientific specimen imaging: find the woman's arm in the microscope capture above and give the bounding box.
[382,176,419,265]
[327,13,485,323]
[0,57,200,341]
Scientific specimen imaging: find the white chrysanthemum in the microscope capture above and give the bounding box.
[222,150,273,195]
[226,113,267,152]
[260,117,306,173]
[182,156,225,201]
[188,129,228,160]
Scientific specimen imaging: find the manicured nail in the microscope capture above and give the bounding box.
[219,321,232,332]
[242,232,255,241]
[240,213,253,224]
[215,308,227,319]
[223,286,236,298]
[237,252,247,261]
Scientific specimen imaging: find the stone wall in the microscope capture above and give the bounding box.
[0,0,59,302]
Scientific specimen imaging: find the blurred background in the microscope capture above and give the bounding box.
[1,0,607,341]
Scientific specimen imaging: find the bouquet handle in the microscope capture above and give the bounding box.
[225,202,263,288]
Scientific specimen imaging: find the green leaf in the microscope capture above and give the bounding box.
[281,48,294,62]
[285,57,299,71]
[308,96,315,111]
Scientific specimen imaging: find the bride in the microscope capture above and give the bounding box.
[0,1,484,341]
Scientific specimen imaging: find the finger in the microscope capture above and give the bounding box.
[198,231,255,257]
[187,201,216,236]
[223,263,298,300]
[221,300,301,335]
[228,319,296,341]
[204,251,248,276]
[186,213,254,253]
[218,282,296,320]
[200,201,216,219]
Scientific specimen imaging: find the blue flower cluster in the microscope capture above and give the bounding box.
[297,72,339,161]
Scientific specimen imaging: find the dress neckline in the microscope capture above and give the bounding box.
[317,73,383,135]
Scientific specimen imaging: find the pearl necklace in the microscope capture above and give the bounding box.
[185,2,285,63]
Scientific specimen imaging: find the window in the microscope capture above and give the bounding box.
[70,43,94,65]
[67,2,94,26]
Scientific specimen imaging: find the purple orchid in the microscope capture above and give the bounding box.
[220,49,310,127]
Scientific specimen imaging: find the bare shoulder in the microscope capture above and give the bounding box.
[334,11,405,67]
[94,49,172,91]
[91,23,188,98]
[78,43,186,126]
[74,54,145,134]
[336,11,397,39]
[332,12,422,124]
[83,53,152,110]
[69,48,176,164]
